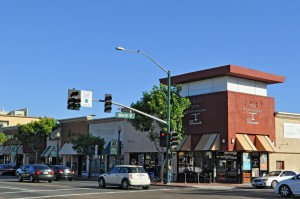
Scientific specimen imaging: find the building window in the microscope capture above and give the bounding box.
[276,161,284,170]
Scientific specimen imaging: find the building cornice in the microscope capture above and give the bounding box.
[275,112,300,119]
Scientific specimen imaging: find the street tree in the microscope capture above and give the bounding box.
[129,83,191,181]
[17,117,58,163]
[0,133,8,144]
[71,133,105,178]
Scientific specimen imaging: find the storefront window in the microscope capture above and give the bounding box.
[194,152,212,175]
[178,152,194,173]
[144,153,157,172]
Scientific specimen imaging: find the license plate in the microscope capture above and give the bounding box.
[65,170,70,173]
[44,171,49,174]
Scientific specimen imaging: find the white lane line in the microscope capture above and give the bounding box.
[0,188,94,195]
[11,188,174,199]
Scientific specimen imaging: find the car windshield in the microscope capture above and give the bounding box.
[267,171,281,176]
[128,167,146,173]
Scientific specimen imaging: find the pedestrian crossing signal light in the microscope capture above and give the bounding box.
[160,130,167,147]
[67,89,81,110]
[104,94,112,113]
[170,131,178,147]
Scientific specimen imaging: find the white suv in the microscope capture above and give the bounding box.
[98,165,151,190]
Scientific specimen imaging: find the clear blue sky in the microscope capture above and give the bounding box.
[1,1,299,120]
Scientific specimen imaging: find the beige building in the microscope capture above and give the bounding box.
[0,108,40,165]
[270,112,300,172]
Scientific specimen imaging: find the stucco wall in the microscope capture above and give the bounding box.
[269,112,300,172]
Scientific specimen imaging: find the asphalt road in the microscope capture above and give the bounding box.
[0,176,285,199]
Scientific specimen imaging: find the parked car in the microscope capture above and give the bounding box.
[274,174,300,197]
[252,170,297,189]
[15,164,29,177]
[51,165,75,181]
[17,164,54,183]
[98,165,150,190]
[0,164,16,175]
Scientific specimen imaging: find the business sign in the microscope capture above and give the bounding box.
[284,123,300,139]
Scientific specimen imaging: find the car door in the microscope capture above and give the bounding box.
[290,174,300,194]
[280,171,294,181]
[106,167,120,184]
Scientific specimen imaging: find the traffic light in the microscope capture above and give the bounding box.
[170,131,178,147]
[104,94,112,113]
[159,130,167,147]
[67,89,81,110]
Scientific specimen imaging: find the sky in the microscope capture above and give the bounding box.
[1,0,300,120]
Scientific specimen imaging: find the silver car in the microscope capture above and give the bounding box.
[252,170,297,189]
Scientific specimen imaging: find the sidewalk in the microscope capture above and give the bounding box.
[74,175,252,189]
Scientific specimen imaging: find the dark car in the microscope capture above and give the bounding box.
[51,165,75,181]
[0,164,16,175]
[17,164,54,183]
[15,164,29,177]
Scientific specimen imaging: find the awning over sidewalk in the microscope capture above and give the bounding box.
[0,145,6,155]
[177,135,192,151]
[40,146,52,157]
[59,143,79,155]
[255,135,276,152]
[194,133,220,151]
[2,146,12,155]
[236,134,257,151]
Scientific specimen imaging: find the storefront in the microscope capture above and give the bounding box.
[161,65,284,183]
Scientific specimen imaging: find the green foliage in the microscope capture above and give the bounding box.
[17,117,58,163]
[129,83,191,141]
[0,133,8,144]
[71,133,105,156]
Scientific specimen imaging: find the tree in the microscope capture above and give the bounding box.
[129,83,191,181]
[71,133,105,178]
[0,133,8,144]
[17,117,58,163]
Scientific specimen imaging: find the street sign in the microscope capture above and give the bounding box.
[81,90,92,108]
[115,112,135,119]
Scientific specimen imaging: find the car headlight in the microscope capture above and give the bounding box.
[262,179,268,182]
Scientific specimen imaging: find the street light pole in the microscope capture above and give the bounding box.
[56,132,61,165]
[116,47,171,184]
[118,126,121,165]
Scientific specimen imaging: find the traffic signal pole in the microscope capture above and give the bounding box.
[93,99,167,125]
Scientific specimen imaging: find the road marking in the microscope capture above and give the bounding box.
[0,188,94,195]
[11,188,175,199]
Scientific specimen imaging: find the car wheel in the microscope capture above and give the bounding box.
[121,179,130,190]
[0,171,2,175]
[18,175,23,182]
[271,180,278,189]
[48,179,53,183]
[98,178,106,188]
[142,185,150,190]
[68,178,73,181]
[30,175,35,183]
[53,174,58,181]
[279,185,292,197]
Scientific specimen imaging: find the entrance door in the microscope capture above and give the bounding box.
[217,159,238,183]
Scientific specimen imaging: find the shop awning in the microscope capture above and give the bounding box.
[177,135,192,151]
[102,142,111,155]
[59,143,79,155]
[17,145,23,154]
[40,146,52,157]
[2,146,12,155]
[255,135,276,152]
[236,134,257,151]
[194,133,220,151]
[0,145,4,155]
